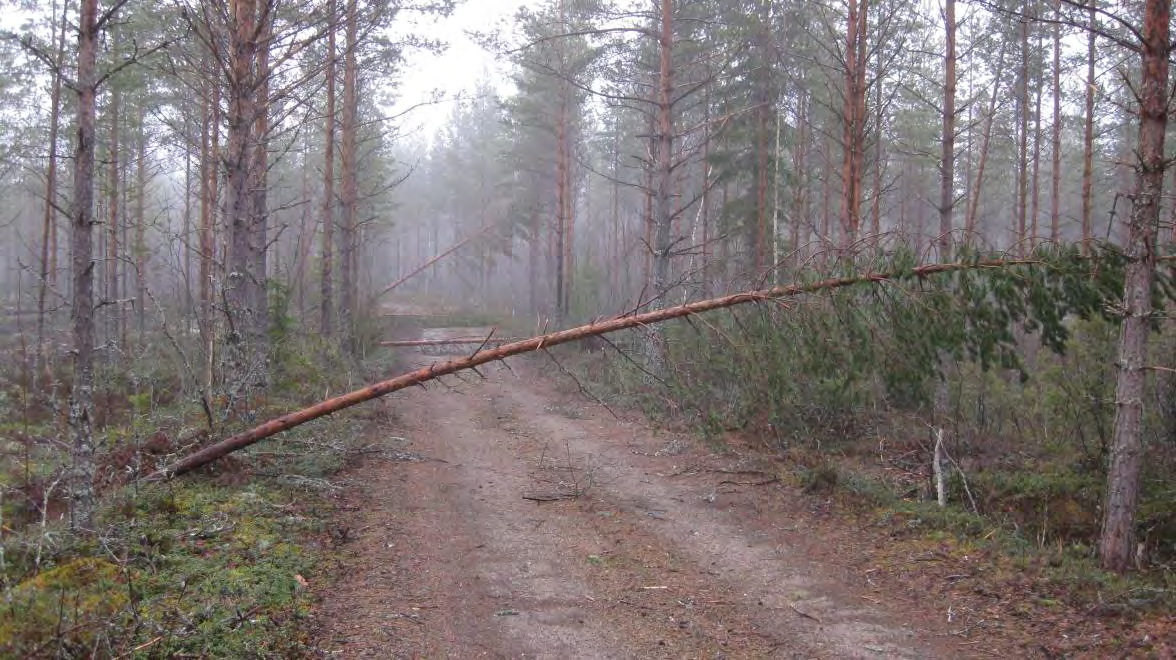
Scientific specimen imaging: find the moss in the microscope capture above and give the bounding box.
[0,558,129,652]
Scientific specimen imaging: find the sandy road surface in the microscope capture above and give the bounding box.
[312,352,962,659]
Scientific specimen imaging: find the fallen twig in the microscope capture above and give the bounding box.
[717,476,780,487]
[521,491,581,502]
[789,603,822,623]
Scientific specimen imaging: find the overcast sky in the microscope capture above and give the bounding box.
[392,0,534,136]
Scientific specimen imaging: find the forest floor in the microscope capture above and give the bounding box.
[306,342,1048,659]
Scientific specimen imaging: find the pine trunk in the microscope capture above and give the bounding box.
[939,0,956,257]
[645,0,675,373]
[1081,1,1097,253]
[37,0,69,376]
[339,0,359,351]
[1050,0,1062,241]
[69,0,100,532]
[320,0,336,336]
[224,0,258,392]
[1100,0,1169,573]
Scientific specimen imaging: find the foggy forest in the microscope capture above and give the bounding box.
[0,0,1173,656]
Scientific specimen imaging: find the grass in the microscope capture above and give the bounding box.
[0,335,393,658]
[560,307,1176,621]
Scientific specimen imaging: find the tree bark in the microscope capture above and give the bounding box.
[965,41,1007,239]
[200,77,220,399]
[320,0,337,336]
[1081,1,1097,253]
[107,25,121,350]
[1016,10,1030,255]
[1050,0,1062,242]
[339,0,359,351]
[1099,0,1169,573]
[223,0,259,390]
[1030,27,1043,246]
[69,0,100,531]
[939,0,957,258]
[251,13,271,362]
[37,0,69,377]
[645,0,675,373]
[840,0,868,249]
[135,103,146,346]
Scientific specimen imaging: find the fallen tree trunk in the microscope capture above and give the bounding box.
[146,258,1037,480]
[370,225,497,304]
[380,339,518,347]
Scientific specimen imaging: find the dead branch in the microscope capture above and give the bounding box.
[146,258,1042,480]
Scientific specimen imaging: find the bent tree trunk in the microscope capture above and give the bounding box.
[147,258,1040,481]
[1099,0,1170,573]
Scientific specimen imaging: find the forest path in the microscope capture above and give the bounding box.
[310,350,962,659]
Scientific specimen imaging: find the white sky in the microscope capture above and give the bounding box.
[391,0,535,136]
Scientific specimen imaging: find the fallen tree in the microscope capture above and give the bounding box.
[147,256,1056,480]
[380,338,518,347]
[370,224,498,304]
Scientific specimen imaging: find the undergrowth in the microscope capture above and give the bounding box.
[0,330,393,658]
[573,248,1176,613]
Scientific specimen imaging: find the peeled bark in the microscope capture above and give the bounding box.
[1099,0,1169,574]
[146,257,1042,481]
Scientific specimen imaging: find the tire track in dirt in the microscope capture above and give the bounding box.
[312,357,960,658]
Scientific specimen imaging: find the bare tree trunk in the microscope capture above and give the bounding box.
[200,77,219,399]
[183,105,193,319]
[939,0,957,258]
[870,79,882,240]
[791,89,807,267]
[107,26,121,352]
[69,0,100,532]
[339,0,358,351]
[555,82,568,319]
[1030,26,1043,246]
[1016,11,1030,255]
[135,103,146,346]
[1050,0,1062,242]
[965,41,1007,239]
[251,15,271,364]
[645,0,675,372]
[223,0,258,389]
[1100,0,1169,573]
[320,0,336,337]
[37,0,69,377]
[1081,1,1097,253]
[840,0,868,249]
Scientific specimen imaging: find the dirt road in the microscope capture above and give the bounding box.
[311,351,963,658]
